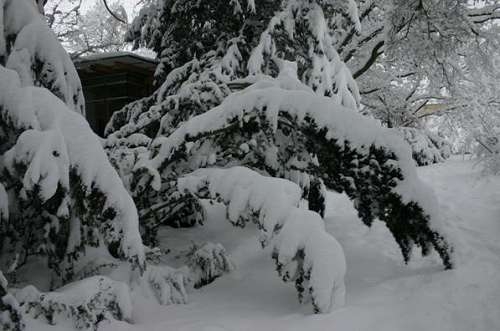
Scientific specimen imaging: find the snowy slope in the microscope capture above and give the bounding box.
[28,158,500,330]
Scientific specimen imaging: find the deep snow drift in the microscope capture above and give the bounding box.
[27,157,500,330]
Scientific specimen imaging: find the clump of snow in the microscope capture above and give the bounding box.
[186,242,235,289]
[3,129,70,202]
[137,264,189,306]
[178,166,346,313]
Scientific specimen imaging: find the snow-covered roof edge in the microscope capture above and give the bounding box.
[74,51,159,65]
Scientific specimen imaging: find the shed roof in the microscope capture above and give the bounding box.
[74,51,158,76]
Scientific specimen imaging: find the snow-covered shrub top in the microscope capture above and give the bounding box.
[0,66,144,273]
[178,166,346,313]
[0,0,84,114]
[185,242,234,289]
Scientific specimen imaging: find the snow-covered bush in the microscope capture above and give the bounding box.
[399,127,451,166]
[14,276,132,330]
[185,242,234,289]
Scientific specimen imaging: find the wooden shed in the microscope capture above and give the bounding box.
[74,52,157,136]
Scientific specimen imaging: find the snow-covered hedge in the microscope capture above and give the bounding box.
[178,167,346,313]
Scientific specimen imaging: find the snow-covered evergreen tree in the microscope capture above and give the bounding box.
[0,0,145,283]
[0,1,187,328]
[106,0,454,313]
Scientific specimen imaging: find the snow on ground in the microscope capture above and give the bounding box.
[30,158,500,330]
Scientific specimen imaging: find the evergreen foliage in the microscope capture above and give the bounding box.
[0,271,24,331]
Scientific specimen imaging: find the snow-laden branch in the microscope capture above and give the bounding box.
[467,3,500,24]
[134,65,453,269]
[143,66,424,205]
[0,66,145,273]
[2,0,85,114]
[178,167,346,313]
